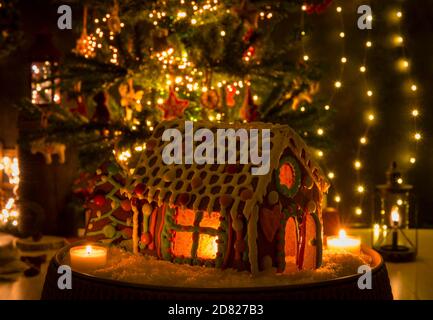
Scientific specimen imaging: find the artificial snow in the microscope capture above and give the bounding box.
[85,248,372,288]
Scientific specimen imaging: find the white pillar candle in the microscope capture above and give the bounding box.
[327,229,361,255]
[70,245,107,272]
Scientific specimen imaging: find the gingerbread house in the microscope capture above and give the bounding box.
[127,120,329,274]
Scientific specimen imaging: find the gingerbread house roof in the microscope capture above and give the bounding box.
[130,119,329,219]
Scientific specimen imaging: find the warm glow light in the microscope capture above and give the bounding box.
[355,207,363,215]
[334,195,341,203]
[341,57,347,63]
[336,6,342,13]
[334,81,342,88]
[360,66,366,73]
[412,109,419,117]
[410,157,416,164]
[303,55,309,61]
[393,35,404,45]
[366,41,372,47]
[411,84,417,92]
[354,160,362,170]
[327,229,361,255]
[397,59,409,71]
[367,90,373,97]
[339,32,345,38]
[391,207,400,224]
[317,128,324,136]
[368,113,375,121]
[328,172,335,179]
[414,132,421,140]
[397,178,403,184]
[360,137,367,144]
[357,185,365,193]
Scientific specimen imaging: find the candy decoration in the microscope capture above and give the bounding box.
[259,205,282,242]
[120,199,132,212]
[103,224,116,238]
[93,194,106,207]
[158,87,189,120]
[275,156,301,198]
[134,183,146,196]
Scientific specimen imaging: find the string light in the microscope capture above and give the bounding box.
[0,155,20,228]
[298,1,348,209]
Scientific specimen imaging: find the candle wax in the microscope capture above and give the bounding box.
[70,245,107,272]
[327,234,361,255]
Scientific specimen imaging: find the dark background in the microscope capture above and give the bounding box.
[0,0,432,227]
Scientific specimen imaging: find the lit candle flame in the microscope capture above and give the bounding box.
[338,229,347,239]
[391,207,400,224]
[86,245,92,255]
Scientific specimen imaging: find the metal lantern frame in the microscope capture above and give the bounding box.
[372,162,418,262]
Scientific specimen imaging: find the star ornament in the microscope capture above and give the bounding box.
[158,87,189,120]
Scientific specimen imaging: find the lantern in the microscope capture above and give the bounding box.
[29,33,61,105]
[372,162,417,262]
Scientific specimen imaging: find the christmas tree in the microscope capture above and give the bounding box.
[20,0,333,172]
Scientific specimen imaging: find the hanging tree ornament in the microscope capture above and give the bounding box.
[200,89,220,110]
[107,0,122,34]
[240,85,259,122]
[73,6,95,58]
[119,79,144,121]
[225,84,237,108]
[69,81,88,117]
[92,91,111,123]
[158,87,189,120]
[305,0,333,15]
[233,0,259,30]
[285,79,319,111]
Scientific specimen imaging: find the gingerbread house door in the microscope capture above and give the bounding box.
[284,216,298,266]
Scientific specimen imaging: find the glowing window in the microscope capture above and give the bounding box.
[197,234,218,260]
[171,209,221,260]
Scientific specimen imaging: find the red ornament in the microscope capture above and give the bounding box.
[239,86,259,122]
[225,85,236,108]
[93,194,106,207]
[304,0,333,15]
[121,227,133,238]
[120,199,132,212]
[158,87,189,120]
[141,232,152,245]
[242,28,255,43]
[242,46,255,62]
[134,183,146,196]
